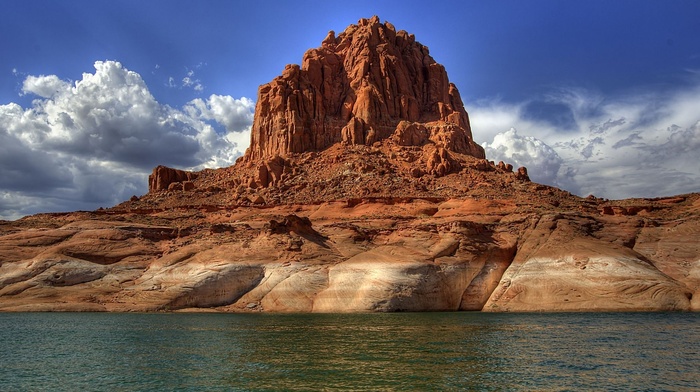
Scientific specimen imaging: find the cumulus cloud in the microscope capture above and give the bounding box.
[21,75,71,98]
[483,128,565,187]
[184,94,255,133]
[0,61,254,220]
[470,82,700,199]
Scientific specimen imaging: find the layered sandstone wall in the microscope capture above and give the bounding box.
[1,197,697,312]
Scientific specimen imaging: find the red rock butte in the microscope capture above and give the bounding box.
[245,15,484,162]
[147,16,506,200]
[1,17,698,313]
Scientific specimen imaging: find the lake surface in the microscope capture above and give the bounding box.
[1,312,698,391]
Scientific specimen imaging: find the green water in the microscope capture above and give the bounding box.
[1,312,698,391]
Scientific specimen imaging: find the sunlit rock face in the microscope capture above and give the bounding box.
[1,195,698,313]
[244,15,484,162]
[483,215,694,312]
[148,165,198,192]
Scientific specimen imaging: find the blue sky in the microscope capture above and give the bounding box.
[2,1,700,219]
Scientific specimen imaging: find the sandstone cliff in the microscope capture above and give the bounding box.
[1,195,697,312]
[1,17,698,312]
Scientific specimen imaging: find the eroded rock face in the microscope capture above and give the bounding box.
[144,17,506,195]
[483,215,692,312]
[149,165,198,192]
[244,16,485,162]
[1,195,698,313]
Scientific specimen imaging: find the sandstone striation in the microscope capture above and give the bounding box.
[0,17,698,313]
[1,195,697,312]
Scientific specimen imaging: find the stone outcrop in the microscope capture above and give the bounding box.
[144,17,498,194]
[149,165,198,192]
[244,16,484,163]
[483,214,692,311]
[515,166,530,181]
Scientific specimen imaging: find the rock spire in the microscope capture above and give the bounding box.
[243,16,485,162]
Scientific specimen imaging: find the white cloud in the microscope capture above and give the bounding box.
[179,67,204,91]
[21,75,71,98]
[184,94,255,133]
[483,128,565,187]
[470,82,700,199]
[0,60,254,220]
[179,75,203,91]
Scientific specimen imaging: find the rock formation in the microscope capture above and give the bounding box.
[0,17,698,313]
[149,165,198,192]
[1,195,697,312]
[244,15,484,164]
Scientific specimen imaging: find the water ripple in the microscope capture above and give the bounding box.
[0,312,698,391]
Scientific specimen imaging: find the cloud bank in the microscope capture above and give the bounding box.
[0,61,254,220]
[473,81,700,200]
